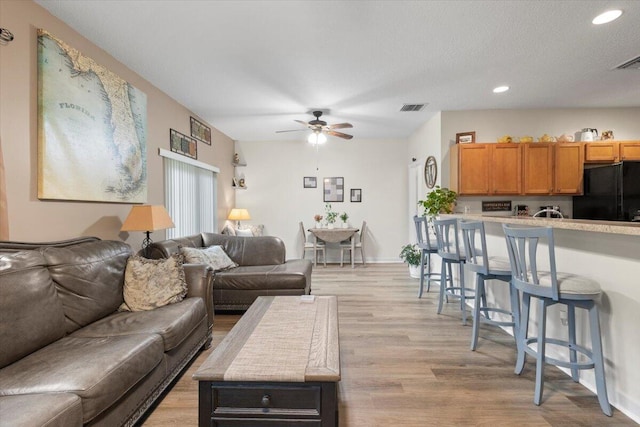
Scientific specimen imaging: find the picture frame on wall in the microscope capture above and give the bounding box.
[190,116,212,145]
[456,131,476,144]
[323,177,344,202]
[170,128,198,159]
[350,188,362,203]
[303,176,317,188]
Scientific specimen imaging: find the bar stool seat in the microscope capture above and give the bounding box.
[460,220,518,351]
[413,215,441,297]
[503,224,611,417]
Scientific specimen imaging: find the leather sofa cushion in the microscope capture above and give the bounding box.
[73,297,207,351]
[0,334,163,423]
[0,251,66,368]
[214,261,309,290]
[42,240,132,334]
[0,393,82,427]
[201,233,286,266]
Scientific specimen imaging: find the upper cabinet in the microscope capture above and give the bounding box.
[452,142,583,196]
[584,141,640,163]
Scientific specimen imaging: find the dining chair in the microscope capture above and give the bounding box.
[502,224,611,416]
[299,222,325,267]
[340,221,366,267]
[459,220,517,350]
[433,218,473,325]
[413,215,440,297]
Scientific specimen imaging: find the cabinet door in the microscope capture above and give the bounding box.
[458,144,490,195]
[619,141,640,160]
[491,144,522,194]
[554,143,584,194]
[584,142,619,163]
[523,143,553,194]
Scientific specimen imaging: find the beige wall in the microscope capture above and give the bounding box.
[0,0,235,248]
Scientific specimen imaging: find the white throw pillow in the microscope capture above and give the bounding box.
[120,255,187,312]
[181,246,238,271]
[235,228,253,237]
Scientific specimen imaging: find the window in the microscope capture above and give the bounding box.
[160,149,219,238]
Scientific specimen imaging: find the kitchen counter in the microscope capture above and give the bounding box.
[443,213,640,236]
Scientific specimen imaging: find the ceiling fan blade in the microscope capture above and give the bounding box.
[326,130,353,140]
[328,122,353,130]
[294,120,310,127]
[275,129,306,133]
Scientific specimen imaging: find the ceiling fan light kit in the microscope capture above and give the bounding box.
[277,110,354,142]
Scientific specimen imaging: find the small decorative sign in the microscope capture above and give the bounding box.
[482,200,512,212]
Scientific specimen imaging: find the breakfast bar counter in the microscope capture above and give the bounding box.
[440,213,640,423]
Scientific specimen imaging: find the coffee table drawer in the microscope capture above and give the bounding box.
[213,383,321,417]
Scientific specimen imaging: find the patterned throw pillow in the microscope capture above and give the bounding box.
[120,255,187,312]
[181,246,238,271]
[221,224,236,236]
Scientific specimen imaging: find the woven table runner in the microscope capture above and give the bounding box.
[223,296,318,382]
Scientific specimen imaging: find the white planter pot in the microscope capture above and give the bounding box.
[315,222,322,228]
[409,264,421,279]
[342,222,349,228]
[328,223,335,229]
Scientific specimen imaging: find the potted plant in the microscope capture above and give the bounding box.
[399,244,422,278]
[325,204,338,229]
[314,214,323,228]
[418,186,457,219]
[339,212,349,228]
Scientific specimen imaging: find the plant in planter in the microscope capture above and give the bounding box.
[339,212,349,228]
[418,186,458,219]
[314,214,323,228]
[399,244,422,278]
[325,204,338,228]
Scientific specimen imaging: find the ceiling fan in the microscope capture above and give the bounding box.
[276,110,353,142]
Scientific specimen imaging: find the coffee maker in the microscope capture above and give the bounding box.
[538,205,563,218]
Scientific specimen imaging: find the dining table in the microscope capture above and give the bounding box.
[308,227,360,268]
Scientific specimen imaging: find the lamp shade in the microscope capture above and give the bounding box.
[227,208,251,221]
[121,205,174,232]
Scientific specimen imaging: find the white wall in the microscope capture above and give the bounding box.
[234,137,408,262]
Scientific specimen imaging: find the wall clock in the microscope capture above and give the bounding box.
[424,156,437,189]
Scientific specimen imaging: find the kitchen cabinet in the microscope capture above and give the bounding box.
[451,143,521,195]
[523,142,583,195]
[584,140,640,163]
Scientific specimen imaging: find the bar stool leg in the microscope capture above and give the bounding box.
[459,263,467,325]
[588,302,612,416]
[534,298,548,406]
[437,259,447,314]
[568,304,579,382]
[418,251,426,298]
[509,282,520,347]
[426,252,433,293]
[470,274,484,351]
[515,293,531,375]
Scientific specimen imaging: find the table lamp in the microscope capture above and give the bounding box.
[121,205,174,256]
[228,208,251,228]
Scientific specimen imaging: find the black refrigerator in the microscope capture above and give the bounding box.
[573,162,640,221]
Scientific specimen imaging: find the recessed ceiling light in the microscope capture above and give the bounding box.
[493,86,510,94]
[592,10,623,25]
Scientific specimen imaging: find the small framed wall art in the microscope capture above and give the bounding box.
[303,176,317,188]
[170,128,197,159]
[456,131,476,144]
[190,116,211,145]
[350,188,362,203]
[323,177,344,202]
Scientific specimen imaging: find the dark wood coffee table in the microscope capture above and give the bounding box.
[193,295,340,426]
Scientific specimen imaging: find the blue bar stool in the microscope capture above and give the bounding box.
[502,225,611,416]
[460,220,518,351]
[433,218,473,325]
[413,215,441,297]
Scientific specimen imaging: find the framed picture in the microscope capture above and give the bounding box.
[190,116,212,145]
[170,128,198,159]
[304,176,317,188]
[350,188,362,203]
[323,177,344,202]
[456,131,476,144]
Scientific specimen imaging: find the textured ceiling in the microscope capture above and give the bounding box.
[36,0,640,141]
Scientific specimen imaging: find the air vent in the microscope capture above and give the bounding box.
[400,103,427,112]
[616,55,640,70]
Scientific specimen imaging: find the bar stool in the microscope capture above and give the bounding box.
[433,218,473,325]
[460,220,518,351]
[413,215,440,297]
[502,225,611,416]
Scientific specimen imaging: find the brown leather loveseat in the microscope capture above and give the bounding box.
[0,237,213,427]
[146,233,312,311]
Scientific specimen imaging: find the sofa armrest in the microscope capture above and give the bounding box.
[183,264,214,337]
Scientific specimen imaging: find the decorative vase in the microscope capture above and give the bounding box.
[315,221,322,229]
[409,264,421,279]
[328,223,335,229]
[342,222,349,228]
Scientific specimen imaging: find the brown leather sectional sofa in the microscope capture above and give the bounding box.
[0,237,213,427]
[147,233,312,311]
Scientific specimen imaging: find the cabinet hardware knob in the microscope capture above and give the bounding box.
[261,394,271,407]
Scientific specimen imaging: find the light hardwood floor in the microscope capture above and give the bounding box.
[141,263,636,426]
